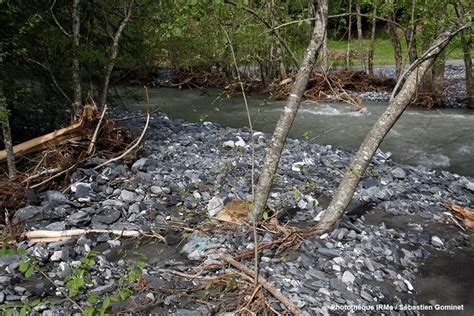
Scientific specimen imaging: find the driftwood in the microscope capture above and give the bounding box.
[0,105,98,162]
[0,120,84,162]
[445,203,474,228]
[220,253,302,315]
[24,229,144,242]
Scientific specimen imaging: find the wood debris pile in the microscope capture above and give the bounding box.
[272,69,396,104]
[0,104,137,210]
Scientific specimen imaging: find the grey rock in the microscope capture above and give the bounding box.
[91,280,116,294]
[12,206,43,224]
[364,258,375,272]
[0,292,4,304]
[341,271,355,284]
[318,248,340,258]
[120,190,138,202]
[207,196,224,217]
[66,211,91,226]
[45,221,66,231]
[150,186,163,195]
[0,276,11,284]
[47,190,69,206]
[391,167,407,179]
[92,209,121,224]
[132,158,147,172]
[74,183,91,199]
[32,244,49,261]
[431,236,444,247]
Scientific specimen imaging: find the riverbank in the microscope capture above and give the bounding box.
[1,111,473,314]
[144,62,472,108]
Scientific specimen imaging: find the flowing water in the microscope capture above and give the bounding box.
[121,87,473,177]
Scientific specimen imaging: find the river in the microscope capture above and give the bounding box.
[121,87,473,177]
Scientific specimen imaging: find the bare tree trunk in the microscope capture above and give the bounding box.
[249,0,328,222]
[277,44,287,79]
[404,0,418,64]
[367,0,377,76]
[346,0,353,67]
[356,0,365,70]
[456,3,473,109]
[431,59,445,106]
[388,8,402,78]
[99,0,133,107]
[317,22,469,233]
[0,94,16,179]
[72,0,81,114]
[321,30,329,71]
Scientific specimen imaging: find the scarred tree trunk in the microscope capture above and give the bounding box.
[249,0,328,221]
[72,0,81,114]
[317,21,470,232]
[99,0,133,107]
[367,0,377,76]
[356,0,365,70]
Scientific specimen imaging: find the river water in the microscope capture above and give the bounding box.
[122,87,473,177]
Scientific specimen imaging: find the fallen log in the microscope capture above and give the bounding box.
[24,228,144,242]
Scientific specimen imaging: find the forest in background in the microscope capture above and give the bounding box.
[1,0,472,145]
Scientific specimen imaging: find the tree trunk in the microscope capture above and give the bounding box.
[346,0,353,67]
[321,30,329,71]
[367,0,377,75]
[431,59,445,106]
[456,3,473,109]
[0,96,16,179]
[404,0,418,64]
[405,28,418,64]
[387,2,402,79]
[249,0,328,222]
[317,22,468,233]
[72,0,81,114]
[99,1,133,107]
[277,44,287,79]
[355,0,365,70]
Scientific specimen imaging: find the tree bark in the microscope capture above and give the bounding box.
[404,0,418,64]
[367,0,377,75]
[72,0,82,114]
[387,5,402,78]
[431,59,445,106]
[249,0,328,222]
[0,95,16,179]
[317,21,469,233]
[99,0,133,107]
[355,0,365,70]
[346,0,353,67]
[456,3,473,109]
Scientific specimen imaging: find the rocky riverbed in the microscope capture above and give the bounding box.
[1,111,473,315]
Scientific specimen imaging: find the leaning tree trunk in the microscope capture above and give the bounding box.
[249,0,328,222]
[0,96,16,179]
[317,21,470,232]
[72,0,81,115]
[367,0,377,76]
[99,0,133,107]
[355,0,365,70]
